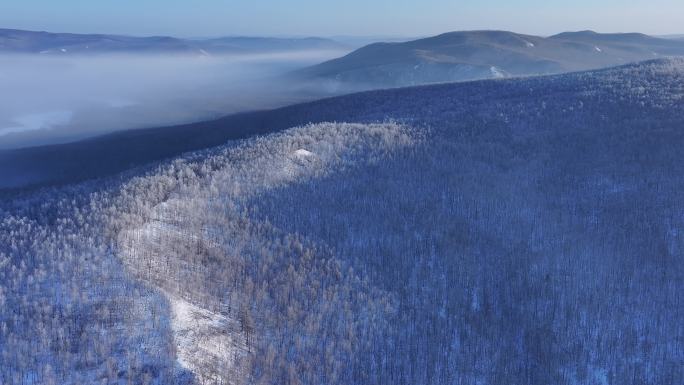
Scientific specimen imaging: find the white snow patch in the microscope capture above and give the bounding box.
[168,294,247,384]
[294,148,314,157]
[490,66,505,78]
[524,41,535,48]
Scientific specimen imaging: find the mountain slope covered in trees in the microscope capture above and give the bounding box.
[295,30,684,90]
[2,59,684,384]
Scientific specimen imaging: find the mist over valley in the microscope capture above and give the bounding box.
[2,3,684,383]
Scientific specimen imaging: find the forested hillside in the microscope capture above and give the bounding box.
[295,30,684,90]
[2,59,684,384]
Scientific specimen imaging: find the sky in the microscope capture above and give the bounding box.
[0,0,683,38]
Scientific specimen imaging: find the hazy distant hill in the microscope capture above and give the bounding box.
[0,28,348,55]
[550,30,684,56]
[659,34,684,40]
[295,30,684,90]
[197,36,349,53]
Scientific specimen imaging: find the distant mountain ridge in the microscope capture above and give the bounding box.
[295,30,684,90]
[0,28,349,55]
[659,34,684,40]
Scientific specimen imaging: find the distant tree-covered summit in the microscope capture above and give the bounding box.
[294,30,684,90]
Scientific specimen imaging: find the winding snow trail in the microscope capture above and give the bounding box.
[168,294,248,385]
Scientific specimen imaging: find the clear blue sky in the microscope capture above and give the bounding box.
[1,0,682,37]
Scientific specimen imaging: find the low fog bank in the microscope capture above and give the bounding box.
[0,49,349,149]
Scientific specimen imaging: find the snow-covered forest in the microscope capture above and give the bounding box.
[2,59,684,384]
